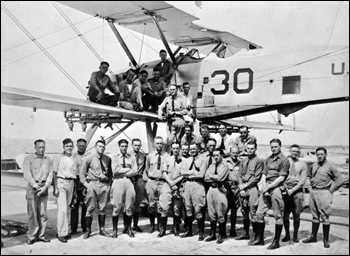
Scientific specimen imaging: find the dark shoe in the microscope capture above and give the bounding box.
[27,239,35,245]
[133,213,143,232]
[293,219,300,243]
[83,216,92,239]
[112,216,118,238]
[250,222,265,246]
[248,221,257,245]
[126,215,135,238]
[235,232,250,240]
[148,212,156,233]
[37,237,50,243]
[173,216,180,236]
[267,224,283,250]
[197,218,205,241]
[229,212,237,238]
[181,217,193,238]
[216,223,226,244]
[65,234,71,239]
[282,219,290,242]
[98,215,111,237]
[236,219,250,240]
[157,217,167,238]
[205,221,217,242]
[323,224,330,248]
[303,222,320,243]
[57,236,67,243]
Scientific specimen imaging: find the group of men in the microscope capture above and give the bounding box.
[23,123,346,250]
[88,50,179,113]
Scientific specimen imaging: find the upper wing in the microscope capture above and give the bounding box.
[57,1,261,49]
[1,86,159,122]
[220,118,308,132]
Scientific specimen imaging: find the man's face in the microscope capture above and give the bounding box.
[77,142,87,154]
[219,125,227,137]
[181,146,189,157]
[169,86,177,96]
[201,128,209,138]
[155,139,163,152]
[231,148,239,160]
[316,150,327,163]
[99,64,109,74]
[172,144,180,157]
[96,142,106,154]
[239,127,249,139]
[246,144,256,157]
[190,145,198,157]
[35,142,46,156]
[184,127,192,137]
[63,142,74,155]
[207,141,216,154]
[140,73,148,82]
[160,51,167,61]
[133,141,141,153]
[213,151,222,164]
[119,143,128,155]
[126,71,135,81]
[270,142,281,155]
[183,85,190,94]
[153,71,161,80]
[290,146,300,160]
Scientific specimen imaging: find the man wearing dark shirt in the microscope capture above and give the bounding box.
[144,67,167,112]
[154,49,174,85]
[303,147,345,248]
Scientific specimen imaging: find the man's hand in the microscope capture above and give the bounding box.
[240,190,246,197]
[119,93,124,101]
[96,91,103,101]
[53,189,59,197]
[263,191,270,197]
[172,185,178,191]
[37,186,48,197]
[287,189,293,196]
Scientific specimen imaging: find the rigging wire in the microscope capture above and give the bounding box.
[138,24,146,65]
[2,5,86,97]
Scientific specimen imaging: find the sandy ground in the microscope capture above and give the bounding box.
[1,171,349,255]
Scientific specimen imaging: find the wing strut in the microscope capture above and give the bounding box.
[107,20,139,69]
[143,10,176,64]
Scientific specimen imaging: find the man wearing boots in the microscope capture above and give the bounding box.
[236,142,263,244]
[110,139,138,238]
[204,149,230,244]
[253,138,290,250]
[282,144,308,243]
[80,140,113,239]
[225,147,241,238]
[158,142,185,237]
[180,143,207,241]
[145,137,170,234]
[303,147,345,248]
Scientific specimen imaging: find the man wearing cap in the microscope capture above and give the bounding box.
[80,140,113,239]
[23,139,53,245]
[88,61,120,107]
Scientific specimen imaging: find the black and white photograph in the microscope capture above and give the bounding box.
[1,1,349,255]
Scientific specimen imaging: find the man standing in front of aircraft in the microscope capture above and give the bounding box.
[234,126,257,155]
[23,139,53,245]
[214,124,234,158]
[88,61,120,107]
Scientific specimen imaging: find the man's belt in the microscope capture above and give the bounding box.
[185,178,203,183]
[35,180,46,183]
[211,182,225,188]
[149,176,166,182]
[312,187,330,191]
[58,177,76,180]
[88,179,109,183]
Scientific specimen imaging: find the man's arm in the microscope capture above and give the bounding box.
[329,165,346,193]
[143,155,150,181]
[242,159,264,190]
[89,72,102,93]
[52,155,60,197]
[288,162,308,195]
[80,156,89,188]
[23,156,39,189]
[125,157,139,177]
[106,76,120,95]
[189,158,206,179]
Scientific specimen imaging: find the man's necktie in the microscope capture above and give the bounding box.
[100,157,107,175]
[242,158,251,176]
[220,137,225,151]
[135,153,140,169]
[157,153,162,170]
[208,153,213,166]
[174,156,182,167]
[290,160,297,176]
[171,97,175,111]
[189,157,196,170]
[214,163,218,175]
[122,154,126,168]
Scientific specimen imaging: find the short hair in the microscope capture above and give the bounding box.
[159,49,167,54]
[77,138,87,144]
[126,69,135,75]
[247,140,257,148]
[290,144,300,149]
[316,147,327,154]
[171,141,180,148]
[239,125,249,131]
[183,82,190,87]
[63,138,73,146]
[181,144,189,149]
[184,123,193,131]
[118,139,128,146]
[95,140,106,146]
[132,138,141,144]
[140,70,148,76]
[168,84,177,89]
[155,136,163,141]
[153,67,161,72]
[189,143,198,148]
[200,124,209,131]
[219,124,227,129]
[270,138,282,146]
[213,148,224,155]
[34,139,45,146]
[207,138,217,145]
[100,61,110,67]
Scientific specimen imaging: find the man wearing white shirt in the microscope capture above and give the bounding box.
[214,124,234,158]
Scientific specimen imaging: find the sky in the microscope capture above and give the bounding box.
[1,1,349,150]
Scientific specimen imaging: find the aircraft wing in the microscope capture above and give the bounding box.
[1,86,159,122]
[57,1,260,49]
[220,119,308,132]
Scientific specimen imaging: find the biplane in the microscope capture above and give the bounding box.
[1,1,349,152]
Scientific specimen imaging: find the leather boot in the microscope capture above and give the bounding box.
[122,213,128,234]
[197,218,205,241]
[250,222,265,246]
[236,219,250,240]
[282,219,291,242]
[148,212,156,233]
[126,215,135,238]
[98,215,111,237]
[303,222,320,243]
[112,216,118,238]
[133,212,143,232]
[293,219,300,243]
[172,216,180,236]
[156,213,160,231]
[222,213,228,239]
[267,224,283,250]
[205,221,217,242]
[229,211,237,237]
[83,216,92,239]
[181,217,193,238]
[157,217,167,238]
[216,222,225,244]
[248,221,257,245]
[323,224,330,248]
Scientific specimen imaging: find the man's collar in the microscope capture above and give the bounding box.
[34,153,46,159]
